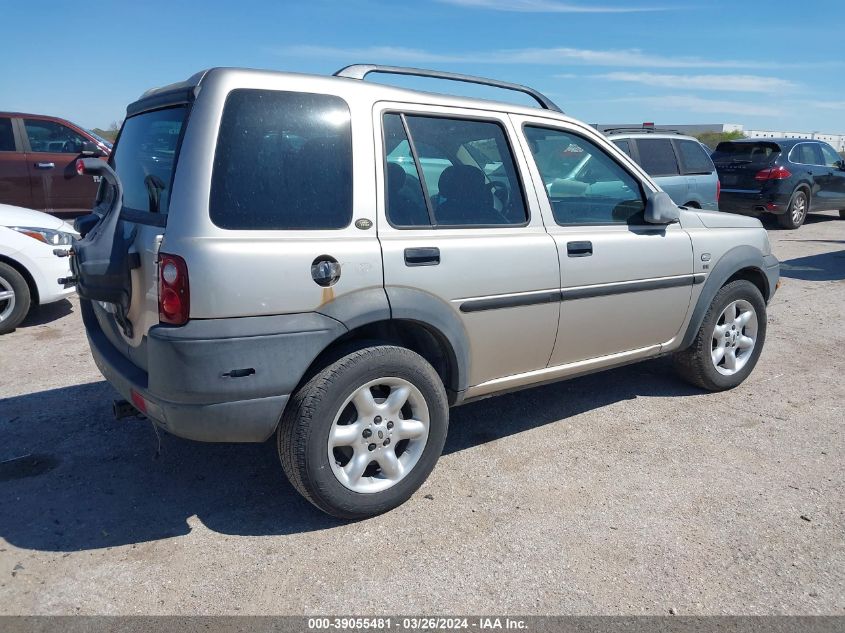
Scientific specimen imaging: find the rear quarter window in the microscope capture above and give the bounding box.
[634,138,680,177]
[677,140,714,175]
[210,89,353,230]
[0,118,15,151]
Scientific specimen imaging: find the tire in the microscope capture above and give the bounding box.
[674,280,767,392]
[278,345,449,519]
[777,189,808,229]
[0,262,31,335]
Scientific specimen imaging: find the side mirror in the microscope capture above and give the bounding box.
[644,191,680,225]
[80,141,105,157]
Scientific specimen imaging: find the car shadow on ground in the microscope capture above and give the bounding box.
[780,249,845,282]
[19,299,73,328]
[0,358,698,552]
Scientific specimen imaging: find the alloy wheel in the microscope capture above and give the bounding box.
[0,277,16,323]
[711,299,758,376]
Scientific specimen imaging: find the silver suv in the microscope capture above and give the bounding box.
[70,65,779,518]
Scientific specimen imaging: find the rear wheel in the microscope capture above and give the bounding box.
[777,189,808,229]
[278,345,449,519]
[0,262,31,335]
[674,280,767,391]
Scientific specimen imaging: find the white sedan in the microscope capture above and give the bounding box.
[0,204,77,334]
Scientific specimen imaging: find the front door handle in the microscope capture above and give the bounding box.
[567,241,593,257]
[404,247,440,266]
[35,162,55,169]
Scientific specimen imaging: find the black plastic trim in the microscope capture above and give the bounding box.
[560,275,699,301]
[460,291,558,313]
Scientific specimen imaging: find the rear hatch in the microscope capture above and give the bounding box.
[712,141,781,191]
[74,104,190,367]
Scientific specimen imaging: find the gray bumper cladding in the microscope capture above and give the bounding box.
[81,300,346,442]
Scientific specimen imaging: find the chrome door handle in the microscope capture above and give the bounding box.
[35,162,55,169]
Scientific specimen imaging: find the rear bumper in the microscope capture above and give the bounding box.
[719,189,792,215]
[81,299,346,442]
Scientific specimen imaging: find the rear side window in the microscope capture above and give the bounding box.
[210,89,352,230]
[382,113,527,227]
[0,118,14,151]
[635,138,680,177]
[790,143,823,166]
[676,140,714,175]
[111,106,187,215]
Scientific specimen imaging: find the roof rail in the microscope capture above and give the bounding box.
[602,127,683,135]
[334,64,563,113]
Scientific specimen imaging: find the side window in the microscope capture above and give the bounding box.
[635,138,680,177]
[819,144,841,167]
[793,143,819,165]
[398,115,528,227]
[676,140,714,175]
[23,119,86,153]
[383,114,430,227]
[524,126,645,226]
[210,89,353,230]
[612,139,632,157]
[0,118,15,151]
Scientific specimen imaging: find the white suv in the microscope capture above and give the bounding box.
[70,65,779,518]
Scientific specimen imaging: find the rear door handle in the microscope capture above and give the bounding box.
[404,247,440,266]
[35,162,55,169]
[567,241,593,257]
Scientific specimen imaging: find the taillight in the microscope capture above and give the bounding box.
[755,165,792,181]
[158,253,190,325]
[75,159,85,175]
[716,178,721,202]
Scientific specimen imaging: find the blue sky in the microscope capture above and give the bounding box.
[1,0,843,132]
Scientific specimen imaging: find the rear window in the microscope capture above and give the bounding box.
[634,138,680,177]
[111,106,187,215]
[676,140,714,175]
[712,141,781,165]
[210,89,353,230]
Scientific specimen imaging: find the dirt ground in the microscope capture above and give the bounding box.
[1,211,843,615]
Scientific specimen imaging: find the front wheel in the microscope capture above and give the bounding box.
[278,345,449,519]
[777,190,808,229]
[0,262,31,335]
[674,280,767,391]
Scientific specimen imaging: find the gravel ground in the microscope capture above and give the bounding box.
[0,211,843,616]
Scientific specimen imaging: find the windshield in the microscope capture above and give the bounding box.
[111,106,187,215]
[712,141,781,165]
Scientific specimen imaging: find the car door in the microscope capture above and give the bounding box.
[818,143,845,209]
[375,104,560,389]
[21,117,99,214]
[789,143,829,209]
[514,117,694,366]
[632,137,689,206]
[0,116,32,208]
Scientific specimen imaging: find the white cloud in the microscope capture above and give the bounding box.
[592,72,799,93]
[438,0,669,12]
[610,95,783,117]
[270,45,793,70]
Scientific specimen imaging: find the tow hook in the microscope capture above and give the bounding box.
[113,399,141,420]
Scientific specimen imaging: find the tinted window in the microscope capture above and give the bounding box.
[0,118,14,152]
[612,139,631,157]
[677,140,714,174]
[383,114,430,226]
[791,143,822,165]
[388,115,527,227]
[111,106,187,215]
[210,89,352,230]
[820,144,842,167]
[525,126,645,225]
[713,141,780,165]
[24,119,86,153]
[635,138,680,177]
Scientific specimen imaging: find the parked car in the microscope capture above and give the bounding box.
[0,112,110,217]
[713,138,845,229]
[604,128,720,211]
[0,203,76,333]
[71,65,779,519]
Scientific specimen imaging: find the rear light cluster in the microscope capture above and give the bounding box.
[755,166,792,181]
[158,253,190,325]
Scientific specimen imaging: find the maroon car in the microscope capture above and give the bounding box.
[0,112,110,216]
